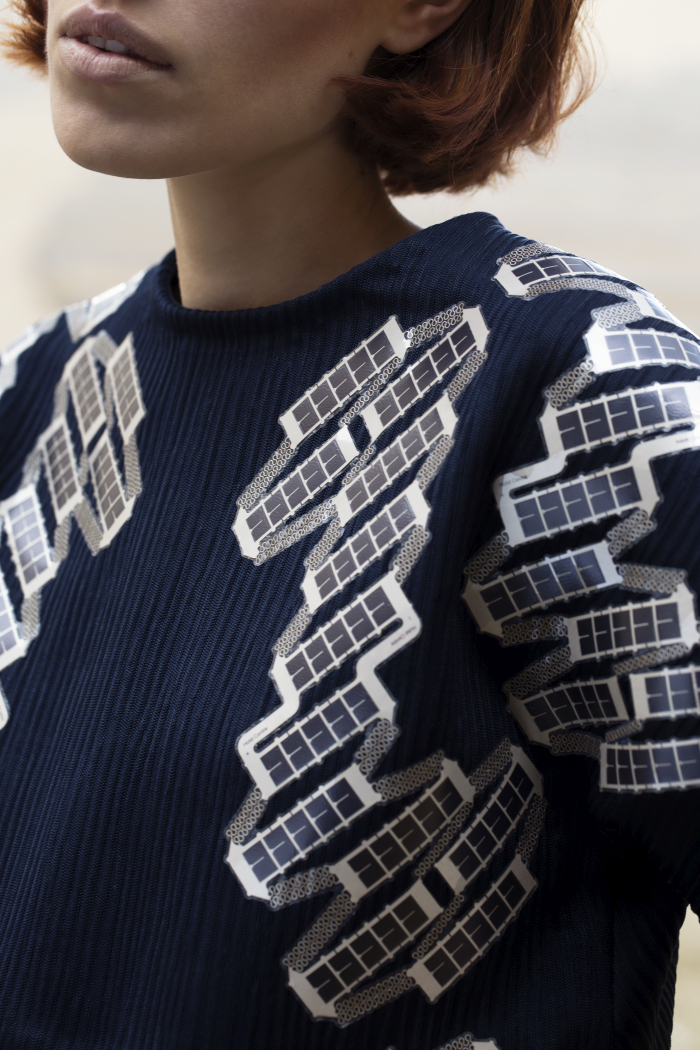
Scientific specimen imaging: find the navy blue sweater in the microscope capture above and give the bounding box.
[0,213,698,1050]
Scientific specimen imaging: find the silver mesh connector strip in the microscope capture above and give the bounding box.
[272,603,312,657]
[592,302,644,328]
[465,531,512,585]
[412,893,465,961]
[78,451,89,486]
[269,866,338,911]
[469,738,513,791]
[502,615,567,647]
[604,719,643,743]
[544,358,596,409]
[391,525,431,585]
[446,347,488,403]
[353,719,400,777]
[53,516,71,564]
[103,373,115,431]
[606,509,655,557]
[613,643,689,676]
[237,438,295,510]
[339,360,401,427]
[20,592,41,642]
[549,730,601,760]
[412,800,473,881]
[283,889,355,972]
[225,786,266,845]
[516,794,546,865]
[305,518,344,571]
[500,243,559,266]
[21,447,42,488]
[504,646,574,701]
[74,497,102,556]
[404,302,465,350]
[52,378,69,420]
[123,434,142,501]
[434,1033,475,1050]
[334,969,416,1027]
[342,444,377,486]
[416,435,455,491]
[525,277,638,303]
[619,563,685,596]
[255,500,337,565]
[374,751,445,804]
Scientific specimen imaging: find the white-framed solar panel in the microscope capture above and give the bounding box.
[1,486,57,598]
[105,334,146,443]
[0,568,26,671]
[89,433,132,545]
[39,415,83,524]
[63,343,107,447]
[628,664,700,720]
[494,253,621,297]
[601,737,700,792]
[585,324,700,375]
[508,676,627,744]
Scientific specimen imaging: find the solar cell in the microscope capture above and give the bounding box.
[89,434,132,544]
[586,324,700,375]
[1,486,57,598]
[63,344,107,447]
[601,737,700,792]
[508,677,627,744]
[629,664,700,720]
[105,335,146,443]
[39,416,83,524]
[0,568,26,671]
[495,253,620,297]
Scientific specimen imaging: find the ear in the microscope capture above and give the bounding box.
[380,0,472,56]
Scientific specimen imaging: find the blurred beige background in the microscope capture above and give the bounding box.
[0,0,698,1042]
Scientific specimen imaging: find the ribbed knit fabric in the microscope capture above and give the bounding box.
[0,212,697,1050]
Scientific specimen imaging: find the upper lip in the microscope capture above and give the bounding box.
[60,6,172,66]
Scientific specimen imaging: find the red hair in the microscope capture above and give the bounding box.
[2,0,594,195]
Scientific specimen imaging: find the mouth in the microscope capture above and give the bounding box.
[58,5,172,82]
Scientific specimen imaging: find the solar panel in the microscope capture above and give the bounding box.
[0,567,26,671]
[280,317,408,448]
[39,416,83,524]
[291,880,441,1017]
[303,482,430,612]
[601,737,700,792]
[508,676,627,744]
[332,759,473,902]
[272,572,411,707]
[64,344,107,447]
[409,855,537,1003]
[585,324,700,375]
[335,394,458,527]
[628,664,700,720]
[1,486,57,598]
[89,434,132,543]
[361,308,488,441]
[234,427,358,559]
[495,253,621,297]
[226,763,380,900]
[463,541,619,638]
[105,334,146,443]
[436,751,541,894]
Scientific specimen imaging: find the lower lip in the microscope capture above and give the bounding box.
[58,37,171,84]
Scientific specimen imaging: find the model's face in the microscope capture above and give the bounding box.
[47,0,390,178]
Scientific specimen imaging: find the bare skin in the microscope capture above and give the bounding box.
[47,0,470,311]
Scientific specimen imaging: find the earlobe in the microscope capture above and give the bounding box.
[381,0,472,57]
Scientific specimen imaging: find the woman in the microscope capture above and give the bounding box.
[0,1,698,1047]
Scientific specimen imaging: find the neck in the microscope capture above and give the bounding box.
[166,132,419,312]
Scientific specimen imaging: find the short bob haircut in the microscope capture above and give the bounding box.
[3,0,593,196]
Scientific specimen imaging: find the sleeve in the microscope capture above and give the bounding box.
[463,242,700,912]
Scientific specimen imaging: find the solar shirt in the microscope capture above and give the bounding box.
[508,677,627,745]
[543,382,698,459]
[64,344,107,447]
[0,568,25,671]
[629,665,700,720]
[569,583,698,663]
[409,855,537,1003]
[272,572,411,706]
[105,335,146,443]
[302,481,430,612]
[1,486,57,598]
[279,317,408,448]
[495,254,619,297]
[601,737,700,792]
[436,752,540,894]
[292,880,441,1016]
[332,759,473,902]
[89,434,131,541]
[40,416,83,524]
[226,764,379,900]
[585,324,700,376]
[335,394,458,527]
[250,679,388,799]
[463,541,619,638]
[361,308,487,441]
[234,427,357,559]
